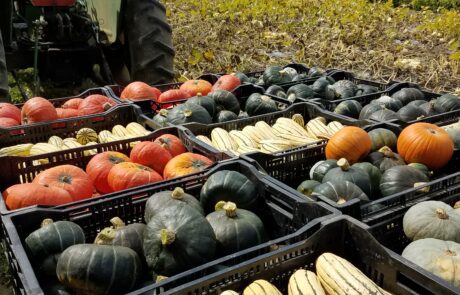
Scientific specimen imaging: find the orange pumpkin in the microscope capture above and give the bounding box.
[56,108,79,119]
[120,81,161,101]
[130,141,172,175]
[21,97,58,124]
[163,152,213,179]
[86,151,131,194]
[326,126,371,164]
[78,95,116,116]
[4,183,73,210]
[211,74,241,92]
[0,117,20,127]
[33,165,94,201]
[179,80,213,96]
[0,103,21,123]
[153,134,187,157]
[397,122,454,170]
[108,162,163,191]
[62,98,84,109]
[157,89,191,103]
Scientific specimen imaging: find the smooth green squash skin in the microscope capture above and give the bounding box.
[408,163,433,177]
[143,204,216,276]
[407,100,428,107]
[215,110,238,122]
[359,104,384,120]
[309,160,338,182]
[322,159,372,197]
[265,85,287,98]
[434,94,460,113]
[379,165,429,197]
[262,66,292,85]
[334,100,362,119]
[297,180,321,197]
[352,162,382,198]
[56,244,141,295]
[311,76,333,97]
[330,80,358,99]
[208,90,241,114]
[152,109,169,127]
[368,108,399,122]
[391,87,425,105]
[245,93,278,116]
[397,104,427,122]
[356,84,379,96]
[167,103,212,125]
[313,180,369,204]
[187,94,216,118]
[286,84,315,102]
[370,96,403,112]
[367,128,398,152]
[446,128,460,149]
[420,100,439,116]
[367,146,406,172]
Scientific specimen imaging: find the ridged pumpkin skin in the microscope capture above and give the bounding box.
[379,165,429,197]
[86,151,131,194]
[130,141,172,175]
[0,102,21,122]
[180,79,213,96]
[4,183,73,210]
[243,279,282,295]
[313,180,369,204]
[144,187,204,223]
[78,95,115,116]
[397,122,454,170]
[153,134,187,157]
[25,219,85,260]
[288,269,326,295]
[61,98,84,109]
[163,152,213,180]
[403,201,460,242]
[367,128,397,152]
[206,201,267,256]
[402,238,460,288]
[143,204,216,276]
[108,162,163,191]
[322,158,372,196]
[325,126,371,164]
[245,93,278,116]
[200,170,258,213]
[21,97,58,124]
[120,81,160,100]
[57,244,141,295]
[33,165,94,201]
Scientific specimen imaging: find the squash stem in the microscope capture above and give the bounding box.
[436,208,449,220]
[337,198,347,205]
[160,229,176,246]
[454,201,460,210]
[378,146,394,158]
[110,217,125,228]
[155,275,169,283]
[102,102,112,111]
[94,228,116,244]
[183,110,193,118]
[414,182,430,193]
[159,109,169,117]
[337,158,350,171]
[171,187,185,200]
[41,218,53,227]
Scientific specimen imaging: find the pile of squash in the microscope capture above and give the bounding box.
[221,252,392,294]
[2,134,213,210]
[22,169,270,294]
[333,87,460,122]
[297,122,456,204]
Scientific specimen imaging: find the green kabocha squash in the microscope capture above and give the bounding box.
[352,162,382,198]
[200,170,258,213]
[282,67,298,80]
[402,238,460,288]
[403,201,460,242]
[249,77,259,84]
[355,84,379,96]
[330,80,358,99]
[143,204,216,276]
[391,87,425,105]
[397,104,427,122]
[288,269,326,295]
[307,66,327,78]
[309,160,338,182]
[379,165,429,197]
[359,103,384,120]
[334,100,362,119]
[238,111,249,118]
[286,84,315,102]
[25,219,85,261]
[367,146,406,172]
[94,217,145,256]
[262,66,292,85]
[311,76,334,97]
[370,95,403,112]
[145,187,204,223]
[167,103,212,125]
[208,90,241,114]
[245,93,278,116]
[56,244,141,295]
[368,108,399,122]
[206,201,267,256]
[445,127,460,149]
[419,100,439,116]
[215,110,238,123]
[187,94,216,117]
[152,109,169,127]
[407,100,428,107]
[313,180,369,205]
[297,180,321,197]
[292,73,309,81]
[367,128,398,152]
[434,94,460,113]
[322,158,372,196]
[233,72,250,84]
[265,85,287,98]
[408,163,433,177]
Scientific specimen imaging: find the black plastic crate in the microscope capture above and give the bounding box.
[0,125,225,215]
[144,215,459,295]
[1,160,339,295]
[184,102,372,159]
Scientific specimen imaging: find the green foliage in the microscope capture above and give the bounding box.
[394,0,460,10]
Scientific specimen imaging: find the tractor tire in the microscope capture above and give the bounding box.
[0,31,9,102]
[124,0,175,85]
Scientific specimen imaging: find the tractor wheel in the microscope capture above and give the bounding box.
[123,0,175,85]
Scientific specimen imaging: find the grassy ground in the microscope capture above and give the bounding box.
[165,0,460,94]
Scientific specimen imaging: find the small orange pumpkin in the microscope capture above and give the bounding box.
[163,152,213,180]
[108,162,163,191]
[62,98,84,109]
[0,117,20,127]
[78,95,116,116]
[0,103,21,123]
[157,89,190,103]
[179,80,213,96]
[130,141,172,175]
[153,134,187,157]
[86,151,131,194]
[4,183,73,210]
[211,74,241,92]
[120,81,161,101]
[56,108,79,118]
[21,97,58,124]
[325,126,371,164]
[397,122,454,170]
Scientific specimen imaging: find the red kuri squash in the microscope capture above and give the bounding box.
[0,103,21,123]
[163,152,213,179]
[130,141,172,175]
[0,117,20,127]
[108,162,163,191]
[153,134,187,157]
[62,98,84,109]
[21,97,58,124]
[211,74,241,92]
[120,81,161,101]
[179,80,213,96]
[86,151,131,194]
[4,183,73,210]
[78,95,116,116]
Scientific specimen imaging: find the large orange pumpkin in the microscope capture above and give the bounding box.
[163,152,213,179]
[0,103,21,123]
[78,95,116,116]
[211,74,241,92]
[21,97,58,124]
[107,162,163,191]
[33,165,94,201]
[62,98,84,109]
[397,122,454,170]
[179,80,213,96]
[56,108,79,119]
[4,183,73,210]
[153,134,187,157]
[325,126,371,164]
[0,117,20,127]
[130,141,172,175]
[120,81,161,101]
[86,151,131,194]
[157,89,190,103]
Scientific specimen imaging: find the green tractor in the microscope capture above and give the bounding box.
[0,0,175,102]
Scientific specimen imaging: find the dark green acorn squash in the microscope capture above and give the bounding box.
[379,165,430,197]
[322,158,372,196]
[262,66,292,85]
[208,90,241,114]
[334,100,362,119]
[309,160,338,182]
[187,94,216,117]
[370,96,403,112]
[216,110,238,122]
[143,205,216,276]
[369,108,399,121]
[367,146,406,172]
[297,180,321,197]
[356,84,379,96]
[313,180,369,205]
[397,105,427,122]
[359,103,384,120]
[206,201,267,256]
[57,244,141,295]
[286,84,316,102]
[200,170,258,213]
[167,103,212,125]
[407,100,428,107]
[265,85,287,98]
[434,94,460,113]
[367,128,398,152]
[408,163,433,177]
[245,93,278,116]
[233,72,250,84]
[144,187,204,223]
[352,162,382,198]
[419,100,439,116]
[152,109,169,127]
[391,87,425,105]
